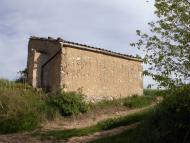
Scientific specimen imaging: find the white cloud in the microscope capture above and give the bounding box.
[0,0,156,87]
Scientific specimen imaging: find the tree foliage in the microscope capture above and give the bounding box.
[131,0,190,88]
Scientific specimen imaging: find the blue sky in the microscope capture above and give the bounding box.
[0,0,156,87]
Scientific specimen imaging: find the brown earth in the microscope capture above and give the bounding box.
[67,122,140,143]
[42,105,154,131]
[0,103,157,143]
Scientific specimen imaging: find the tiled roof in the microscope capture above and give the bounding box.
[30,36,143,62]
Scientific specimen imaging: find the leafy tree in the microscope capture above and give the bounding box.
[131,0,190,88]
[16,68,27,83]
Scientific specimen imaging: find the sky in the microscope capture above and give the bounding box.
[0,0,156,87]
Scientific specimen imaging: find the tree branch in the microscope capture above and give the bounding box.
[185,0,190,4]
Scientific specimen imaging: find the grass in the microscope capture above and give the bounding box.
[90,125,144,143]
[0,79,56,134]
[123,95,156,108]
[0,79,89,133]
[91,85,190,143]
[0,79,32,91]
[3,79,188,143]
[89,89,160,110]
[144,89,163,97]
[0,79,162,134]
[33,108,153,140]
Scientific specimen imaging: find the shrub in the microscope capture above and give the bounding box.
[145,85,190,143]
[0,79,61,134]
[47,91,88,116]
[90,85,190,143]
[129,85,190,143]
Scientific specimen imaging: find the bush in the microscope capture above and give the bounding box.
[47,91,88,116]
[125,85,190,143]
[0,79,89,133]
[144,85,190,143]
[90,85,190,143]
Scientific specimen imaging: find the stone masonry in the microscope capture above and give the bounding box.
[27,36,143,101]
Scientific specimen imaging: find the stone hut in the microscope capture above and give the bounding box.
[27,36,143,101]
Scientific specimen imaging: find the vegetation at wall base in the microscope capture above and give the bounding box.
[0,81,47,134]
[0,79,90,133]
[123,94,156,109]
[0,79,162,135]
[89,89,161,110]
[47,91,89,116]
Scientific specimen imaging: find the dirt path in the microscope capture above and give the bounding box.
[67,122,140,143]
[0,134,50,143]
[0,103,158,143]
[42,104,154,131]
[0,122,138,143]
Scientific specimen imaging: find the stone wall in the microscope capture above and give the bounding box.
[27,39,62,90]
[61,46,143,102]
[42,51,62,91]
[27,37,143,101]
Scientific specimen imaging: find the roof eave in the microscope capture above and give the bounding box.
[29,36,143,62]
[62,42,143,62]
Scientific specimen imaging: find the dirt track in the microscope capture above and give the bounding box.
[67,122,139,143]
[0,103,156,143]
[42,104,154,131]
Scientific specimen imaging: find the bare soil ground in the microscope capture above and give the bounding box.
[42,105,153,131]
[0,134,50,143]
[67,122,140,143]
[0,123,139,143]
[0,103,156,143]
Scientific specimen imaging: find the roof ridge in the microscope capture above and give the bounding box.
[30,36,143,62]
